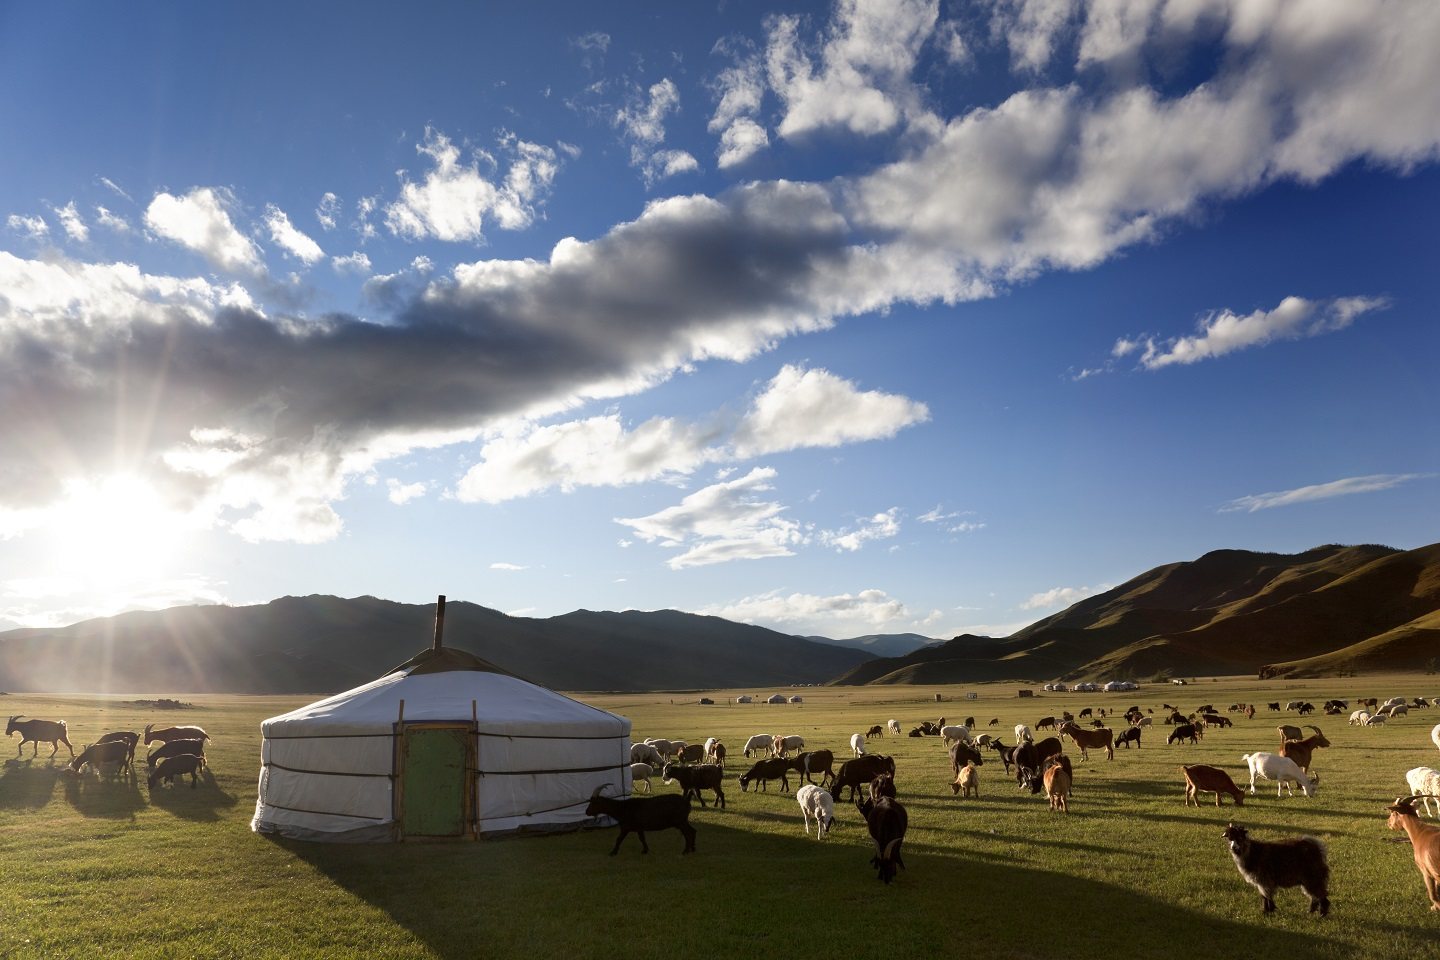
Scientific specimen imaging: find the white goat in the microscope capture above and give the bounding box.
[1242,752,1319,798]
[887,719,902,736]
[849,733,866,757]
[703,737,719,758]
[940,724,971,746]
[1015,723,1034,744]
[796,784,836,839]
[743,734,774,757]
[629,762,653,794]
[1404,767,1440,818]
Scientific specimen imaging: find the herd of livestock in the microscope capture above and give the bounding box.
[5,716,211,790]
[601,695,1440,912]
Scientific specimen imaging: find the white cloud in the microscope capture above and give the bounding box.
[7,214,48,240]
[316,192,341,231]
[734,365,929,456]
[145,187,264,274]
[53,202,89,242]
[355,196,378,240]
[490,562,528,571]
[94,206,132,233]
[385,128,559,241]
[331,251,372,274]
[709,45,771,168]
[701,587,910,633]
[1119,295,1391,370]
[765,0,939,140]
[820,507,901,551]
[454,365,926,504]
[615,467,806,569]
[264,204,325,264]
[385,478,426,504]
[617,79,699,186]
[1021,585,1094,610]
[98,176,134,203]
[919,505,985,533]
[991,0,1078,72]
[1219,473,1432,513]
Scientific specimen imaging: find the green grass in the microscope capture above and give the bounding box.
[2,675,1438,958]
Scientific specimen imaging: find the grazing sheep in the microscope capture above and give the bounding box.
[1242,752,1319,798]
[1404,768,1440,818]
[1349,710,1371,726]
[1014,723,1033,744]
[630,762,654,793]
[631,742,662,765]
[887,719,902,735]
[743,734,774,758]
[940,724,971,746]
[952,761,979,798]
[772,734,805,758]
[796,784,836,839]
[850,733,867,757]
[1386,795,1440,911]
[1223,823,1330,916]
[1366,713,1388,726]
[1183,764,1245,807]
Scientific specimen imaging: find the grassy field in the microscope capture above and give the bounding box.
[2,674,1438,959]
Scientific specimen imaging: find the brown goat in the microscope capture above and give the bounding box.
[144,723,210,746]
[1183,764,1245,807]
[1043,756,1071,812]
[1387,795,1440,911]
[6,716,73,759]
[1058,721,1113,761]
[1279,726,1331,775]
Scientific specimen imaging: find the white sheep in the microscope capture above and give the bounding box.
[743,734,773,757]
[1349,710,1370,726]
[1365,713,1388,726]
[940,724,971,746]
[630,742,662,765]
[629,762,654,793]
[1386,703,1409,718]
[703,737,719,759]
[849,733,866,757]
[644,737,675,758]
[1242,752,1319,798]
[1381,696,1406,710]
[1404,766,1440,818]
[795,784,836,839]
[887,719,902,735]
[1432,722,1440,753]
[1015,723,1034,744]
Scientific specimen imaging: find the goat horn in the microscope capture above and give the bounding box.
[882,838,903,858]
[591,783,613,798]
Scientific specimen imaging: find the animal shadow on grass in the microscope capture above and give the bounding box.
[0,759,61,809]
[62,771,146,819]
[147,768,237,821]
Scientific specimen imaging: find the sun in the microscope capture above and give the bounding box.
[47,474,189,586]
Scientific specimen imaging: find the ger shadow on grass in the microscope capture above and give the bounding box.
[0,758,63,808]
[146,768,238,821]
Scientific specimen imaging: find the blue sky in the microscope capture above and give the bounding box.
[1,1,1437,639]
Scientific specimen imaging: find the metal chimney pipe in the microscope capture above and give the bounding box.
[432,595,447,650]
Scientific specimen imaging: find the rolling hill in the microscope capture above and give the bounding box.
[805,633,940,658]
[830,542,1440,684]
[0,596,873,695]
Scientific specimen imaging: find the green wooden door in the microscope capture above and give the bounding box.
[401,728,469,837]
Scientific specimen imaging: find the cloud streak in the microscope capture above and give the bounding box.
[1219,473,1432,513]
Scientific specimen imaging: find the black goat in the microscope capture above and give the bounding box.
[1168,723,1198,745]
[674,744,705,764]
[856,795,908,884]
[738,757,792,793]
[660,762,726,808]
[69,740,133,779]
[868,772,897,803]
[947,741,984,777]
[585,786,696,855]
[1223,823,1330,916]
[148,753,205,790]
[789,749,835,787]
[1013,736,1062,788]
[1114,726,1141,749]
[146,738,208,771]
[95,731,139,769]
[831,754,897,802]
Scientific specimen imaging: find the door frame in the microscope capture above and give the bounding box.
[393,720,478,840]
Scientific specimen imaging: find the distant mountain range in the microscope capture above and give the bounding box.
[804,632,940,659]
[831,542,1440,684]
[0,597,873,695]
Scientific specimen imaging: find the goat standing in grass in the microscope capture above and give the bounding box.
[1387,795,1440,911]
[1223,823,1330,917]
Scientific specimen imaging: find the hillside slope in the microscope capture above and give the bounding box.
[0,597,872,694]
[831,542,1437,684]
